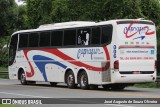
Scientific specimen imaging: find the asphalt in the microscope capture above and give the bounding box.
[0,78,160,107]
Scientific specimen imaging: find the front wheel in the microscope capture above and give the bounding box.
[79,72,89,90]
[20,72,27,85]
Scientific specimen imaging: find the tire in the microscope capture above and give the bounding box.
[79,72,89,90]
[50,82,57,86]
[20,71,27,85]
[66,71,76,88]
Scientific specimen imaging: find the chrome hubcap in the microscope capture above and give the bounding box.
[67,74,73,85]
[81,75,87,87]
[21,73,25,83]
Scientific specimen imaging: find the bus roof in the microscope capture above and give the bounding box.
[12,19,154,36]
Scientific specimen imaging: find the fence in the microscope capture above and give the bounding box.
[0,71,8,75]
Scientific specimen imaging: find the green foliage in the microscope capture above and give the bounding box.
[0,0,17,37]
[0,36,9,67]
[134,83,160,88]
[0,0,160,68]
[0,105,16,107]
[16,5,29,30]
[0,67,8,71]
[25,0,160,28]
[26,0,53,28]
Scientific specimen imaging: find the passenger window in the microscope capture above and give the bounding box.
[101,25,113,45]
[77,28,90,46]
[91,27,100,45]
[64,29,76,46]
[28,32,39,47]
[19,33,28,48]
[39,32,50,47]
[51,31,63,46]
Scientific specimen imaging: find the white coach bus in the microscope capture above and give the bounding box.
[6,19,157,90]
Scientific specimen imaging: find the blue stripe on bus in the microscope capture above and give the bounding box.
[33,55,67,81]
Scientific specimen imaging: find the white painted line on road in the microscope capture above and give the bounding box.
[105,104,134,107]
[0,91,50,98]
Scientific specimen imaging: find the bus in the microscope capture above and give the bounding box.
[6,19,157,90]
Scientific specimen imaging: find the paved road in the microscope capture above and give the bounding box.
[0,79,160,107]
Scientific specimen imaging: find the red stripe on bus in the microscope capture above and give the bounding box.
[23,47,110,77]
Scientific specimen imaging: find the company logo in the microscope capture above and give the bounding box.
[2,99,11,104]
[123,23,155,40]
[113,45,116,58]
[77,48,103,60]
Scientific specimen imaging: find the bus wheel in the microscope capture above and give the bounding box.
[79,72,89,90]
[66,71,76,88]
[20,72,27,85]
[50,82,57,86]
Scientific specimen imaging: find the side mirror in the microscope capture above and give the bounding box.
[2,44,8,55]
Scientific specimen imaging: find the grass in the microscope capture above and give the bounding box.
[0,75,9,79]
[0,66,8,71]
[0,105,17,107]
[133,82,160,88]
[0,66,8,79]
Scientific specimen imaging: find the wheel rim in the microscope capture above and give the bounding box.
[21,73,25,83]
[81,75,87,87]
[67,74,74,86]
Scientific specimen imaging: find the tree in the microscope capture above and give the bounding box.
[0,0,17,37]
[26,0,53,28]
[16,5,29,30]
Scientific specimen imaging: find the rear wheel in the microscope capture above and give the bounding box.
[20,71,27,85]
[50,82,57,86]
[79,72,89,90]
[66,71,76,88]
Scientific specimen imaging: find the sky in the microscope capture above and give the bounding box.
[15,0,25,6]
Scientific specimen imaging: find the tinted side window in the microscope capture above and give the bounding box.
[19,34,28,48]
[39,32,50,47]
[91,27,100,45]
[101,25,113,45]
[77,28,90,46]
[64,29,76,46]
[51,31,63,46]
[28,32,39,47]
